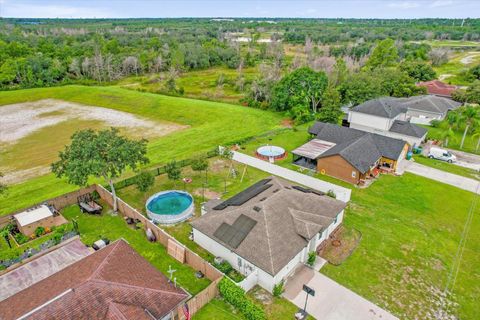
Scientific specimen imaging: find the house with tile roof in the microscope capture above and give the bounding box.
[0,239,189,320]
[292,122,408,184]
[416,80,458,97]
[191,176,346,292]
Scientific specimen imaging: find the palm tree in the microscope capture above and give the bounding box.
[443,112,459,147]
[472,130,480,152]
[459,106,480,149]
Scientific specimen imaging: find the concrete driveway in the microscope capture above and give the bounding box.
[283,265,398,320]
[405,162,480,194]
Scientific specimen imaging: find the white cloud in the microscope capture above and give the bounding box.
[2,3,121,18]
[306,8,317,14]
[430,0,454,8]
[387,1,421,9]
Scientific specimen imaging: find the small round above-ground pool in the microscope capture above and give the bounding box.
[146,190,194,224]
[256,145,287,162]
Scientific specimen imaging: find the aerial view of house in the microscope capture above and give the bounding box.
[348,97,429,146]
[191,176,346,292]
[293,122,408,184]
[1,2,479,320]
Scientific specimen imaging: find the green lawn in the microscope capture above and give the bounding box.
[61,204,211,295]
[0,85,282,215]
[116,157,270,263]
[413,155,479,179]
[193,298,246,320]
[322,173,480,320]
[425,125,480,156]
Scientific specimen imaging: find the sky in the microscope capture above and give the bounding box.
[0,0,479,19]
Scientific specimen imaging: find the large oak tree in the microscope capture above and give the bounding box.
[51,128,149,212]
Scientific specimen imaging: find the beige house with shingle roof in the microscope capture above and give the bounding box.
[191,176,346,292]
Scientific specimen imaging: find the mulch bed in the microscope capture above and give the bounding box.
[318,226,362,266]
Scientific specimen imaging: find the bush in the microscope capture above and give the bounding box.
[35,226,46,237]
[307,251,317,266]
[15,233,29,245]
[214,261,234,274]
[430,119,442,128]
[52,232,63,245]
[218,277,266,320]
[326,190,336,198]
[273,280,284,297]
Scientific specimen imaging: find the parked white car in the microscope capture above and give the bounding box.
[428,147,457,163]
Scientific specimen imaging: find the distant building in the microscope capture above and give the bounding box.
[417,80,458,97]
[0,239,189,320]
[192,176,346,292]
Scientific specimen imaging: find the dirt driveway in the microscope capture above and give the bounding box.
[283,265,398,320]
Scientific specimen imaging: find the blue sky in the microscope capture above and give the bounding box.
[0,1,478,19]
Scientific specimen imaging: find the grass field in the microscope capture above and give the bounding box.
[118,66,260,104]
[433,51,480,85]
[322,174,479,320]
[0,85,282,215]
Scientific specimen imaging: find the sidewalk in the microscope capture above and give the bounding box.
[405,161,480,194]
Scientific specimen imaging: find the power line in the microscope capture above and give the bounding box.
[444,179,480,294]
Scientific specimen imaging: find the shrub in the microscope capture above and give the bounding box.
[214,261,234,274]
[15,233,29,245]
[326,190,336,198]
[273,280,284,297]
[35,226,46,237]
[307,251,317,266]
[218,277,266,320]
[52,232,63,245]
[430,119,441,128]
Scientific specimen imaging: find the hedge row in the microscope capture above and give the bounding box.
[218,277,265,320]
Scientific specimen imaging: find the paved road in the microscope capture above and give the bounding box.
[283,265,398,320]
[446,148,480,171]
[405,162,480,194]
[231,151,351,202]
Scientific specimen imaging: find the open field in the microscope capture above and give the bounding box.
[414,40,480,48]
[0,85,282,215]
[0,99,186,184]
[118,66,260,104]
[433,51,480,85]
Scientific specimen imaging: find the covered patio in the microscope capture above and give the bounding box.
[291,139,336,171]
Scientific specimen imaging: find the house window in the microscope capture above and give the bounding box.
[352,171,356,178]
[334,214,338,224]
[237,257,242,268]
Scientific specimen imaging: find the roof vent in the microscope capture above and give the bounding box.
[272,189,280,193]
[259,197,267,202]
[253,206,261,212]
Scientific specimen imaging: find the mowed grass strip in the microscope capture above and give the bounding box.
[0,85,282,215]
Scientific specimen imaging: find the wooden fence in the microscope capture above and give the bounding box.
[1,185,97,228]
[95,184,223,281]
[95,184,224,318]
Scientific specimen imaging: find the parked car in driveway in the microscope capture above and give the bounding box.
[428,147,457,163]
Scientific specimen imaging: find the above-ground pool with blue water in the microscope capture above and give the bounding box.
[145,191,194,224]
